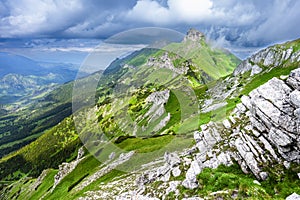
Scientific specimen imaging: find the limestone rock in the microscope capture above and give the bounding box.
[31,169,50,191]
[52,147,85,191]
[286,193,300,200]
[165,181,180,196]
[164,152,181,167]
[182,160,202,189]
[290,90,300,108]
[287,68,300,90]
[172,166,181,177]
[222,119,231,129]
[184,28,205,42]
[269,128,293,147]
[251,65,262,76]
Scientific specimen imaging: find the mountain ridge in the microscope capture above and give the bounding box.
[0,32,299,200]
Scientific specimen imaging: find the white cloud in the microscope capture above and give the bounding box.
[0,0,299,52]
[126,0,260,26]
[126,0,170,25]
[0,0,84,37]
[127,0,213,24]
[168,0,213,23]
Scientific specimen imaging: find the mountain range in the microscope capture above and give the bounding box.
[0,29,299,200]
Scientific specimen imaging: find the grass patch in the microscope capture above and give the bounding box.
[116,135,175,153]
[241,64,298,95]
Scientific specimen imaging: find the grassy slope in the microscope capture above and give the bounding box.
[0,116,81,181]
[164,39,240,79]
[0,71,103,159]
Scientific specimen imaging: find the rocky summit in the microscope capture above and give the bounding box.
[0,32,299,200]
[184,28,205,42]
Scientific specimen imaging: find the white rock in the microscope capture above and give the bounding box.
[172,166,181,177]
[222,119,231,129]
[253,180,261,185]
[229,116,236,124]
[287,68,300,90]
[284,161,291,169]
[109,152,115,160]
[241,95,252,109]
[250,65,262,76]
[233,60,253,76]
[280,75,289,80]
[286,193,300,200]
[160,171,171,182]
[194,131,202,142]
[259,136,280,162]
[166,181,180,195]
[290,90,300,108]
[259,172,268,180]
[263,50,275,66]
[182,160,202,189]
[269,128,293,147]
[164,152,181,167]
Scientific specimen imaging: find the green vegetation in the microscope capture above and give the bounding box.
[241,63,299,95]
[0,82,73,158]
[173,163,300,199]
[0,117,81,180]
[116,135,175,153]
[194,164,269,198]
[165,39,240,79]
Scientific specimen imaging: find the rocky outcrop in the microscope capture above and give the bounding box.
[288,68,300,90]
[137,90,171,133]
[193,68,300,181]
[51,147,85,191]
[147,52,189,75]
[136,152,181,186]
[145,89,170,123]
[74,151,135,191]
[233,43,300,76]
[133,68,300,198]
[184,28,205,42]
[30,169,51,191]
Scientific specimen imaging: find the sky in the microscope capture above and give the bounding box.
[0,0,299,65]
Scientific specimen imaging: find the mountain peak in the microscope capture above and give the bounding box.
[184,28,205,42]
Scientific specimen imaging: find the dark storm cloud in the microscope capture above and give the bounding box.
[0,0,299,48]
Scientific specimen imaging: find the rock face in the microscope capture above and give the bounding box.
[192,69,300,180]
[288,68,300,90]
[233,44,300,76]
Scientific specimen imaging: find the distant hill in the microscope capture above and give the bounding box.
[0,52,83,105]
[0,52,48,77]
[0,52,81,80]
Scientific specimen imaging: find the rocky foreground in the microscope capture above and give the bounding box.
[70,68,300,199]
